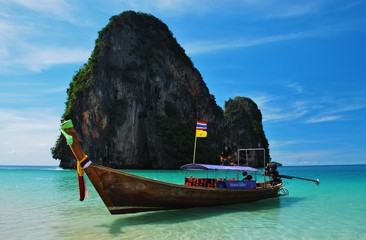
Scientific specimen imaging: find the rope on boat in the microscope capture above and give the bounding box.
[23,197,75,211]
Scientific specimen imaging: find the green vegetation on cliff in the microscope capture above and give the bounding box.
[64,64,93,118]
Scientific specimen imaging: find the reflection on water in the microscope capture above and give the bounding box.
[104,198,285,236]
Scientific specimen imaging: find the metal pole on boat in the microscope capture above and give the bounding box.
[192,135,197,164]
[237,148,267,187]
[279,174,320,185]
[246,150,248,166]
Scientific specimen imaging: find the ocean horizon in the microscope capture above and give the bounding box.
[2,162,366,168]
[1,164,365,239]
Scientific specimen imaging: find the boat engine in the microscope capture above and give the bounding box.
[265,162,282,185]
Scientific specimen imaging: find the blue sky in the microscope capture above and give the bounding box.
[1,0,365,166]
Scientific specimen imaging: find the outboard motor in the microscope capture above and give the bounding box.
[265,162,282,185]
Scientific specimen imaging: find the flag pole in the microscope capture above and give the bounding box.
[192,133,197,164]
[193,121,207,164]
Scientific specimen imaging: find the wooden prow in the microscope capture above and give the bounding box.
[60,120,91,201]
[61,120,87,163]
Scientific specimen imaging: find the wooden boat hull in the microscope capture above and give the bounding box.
[84,164,282,214]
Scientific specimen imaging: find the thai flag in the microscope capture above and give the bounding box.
[196,121,207,130]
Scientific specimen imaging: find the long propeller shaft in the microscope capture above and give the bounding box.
[279,174,320,185]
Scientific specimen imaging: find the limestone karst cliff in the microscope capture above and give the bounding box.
[51,11,269,169]
[223,97,269,168]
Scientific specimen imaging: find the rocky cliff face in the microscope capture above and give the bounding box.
[52,11,224,169]
[223,97,269,168]
[52,11,269,169]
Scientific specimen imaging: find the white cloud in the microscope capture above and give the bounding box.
[306,115,342,123]
[0,42,90,73]
[271,147,365,166]
[271,149,335,166]
[0,1,91,73]
[264,1,325,18]
[304,98,366,124]
[243,85,366,124]
[11,47,90,72]
[120,0,216,15]
[1,0,362,72]
[0,108,61,166]
[0,21,20,56]
[185,31,315,55]
[184,23,350,55]
[248,94,308,122]
[270,139,309,148]
[7,0,77,23]
[119,0,335,19]
[328,103,366,115]
[286,82,304,94]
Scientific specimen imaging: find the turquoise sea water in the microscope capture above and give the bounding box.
[1,165,365,240]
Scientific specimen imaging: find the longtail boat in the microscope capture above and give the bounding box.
[60,120,318,214]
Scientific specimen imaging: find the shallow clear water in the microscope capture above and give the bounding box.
[1,165,365,239]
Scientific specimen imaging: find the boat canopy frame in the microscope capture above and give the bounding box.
[180,148,269,187]
[181,163,258,187]
[180,163,258,172]
[236,148,268,183]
